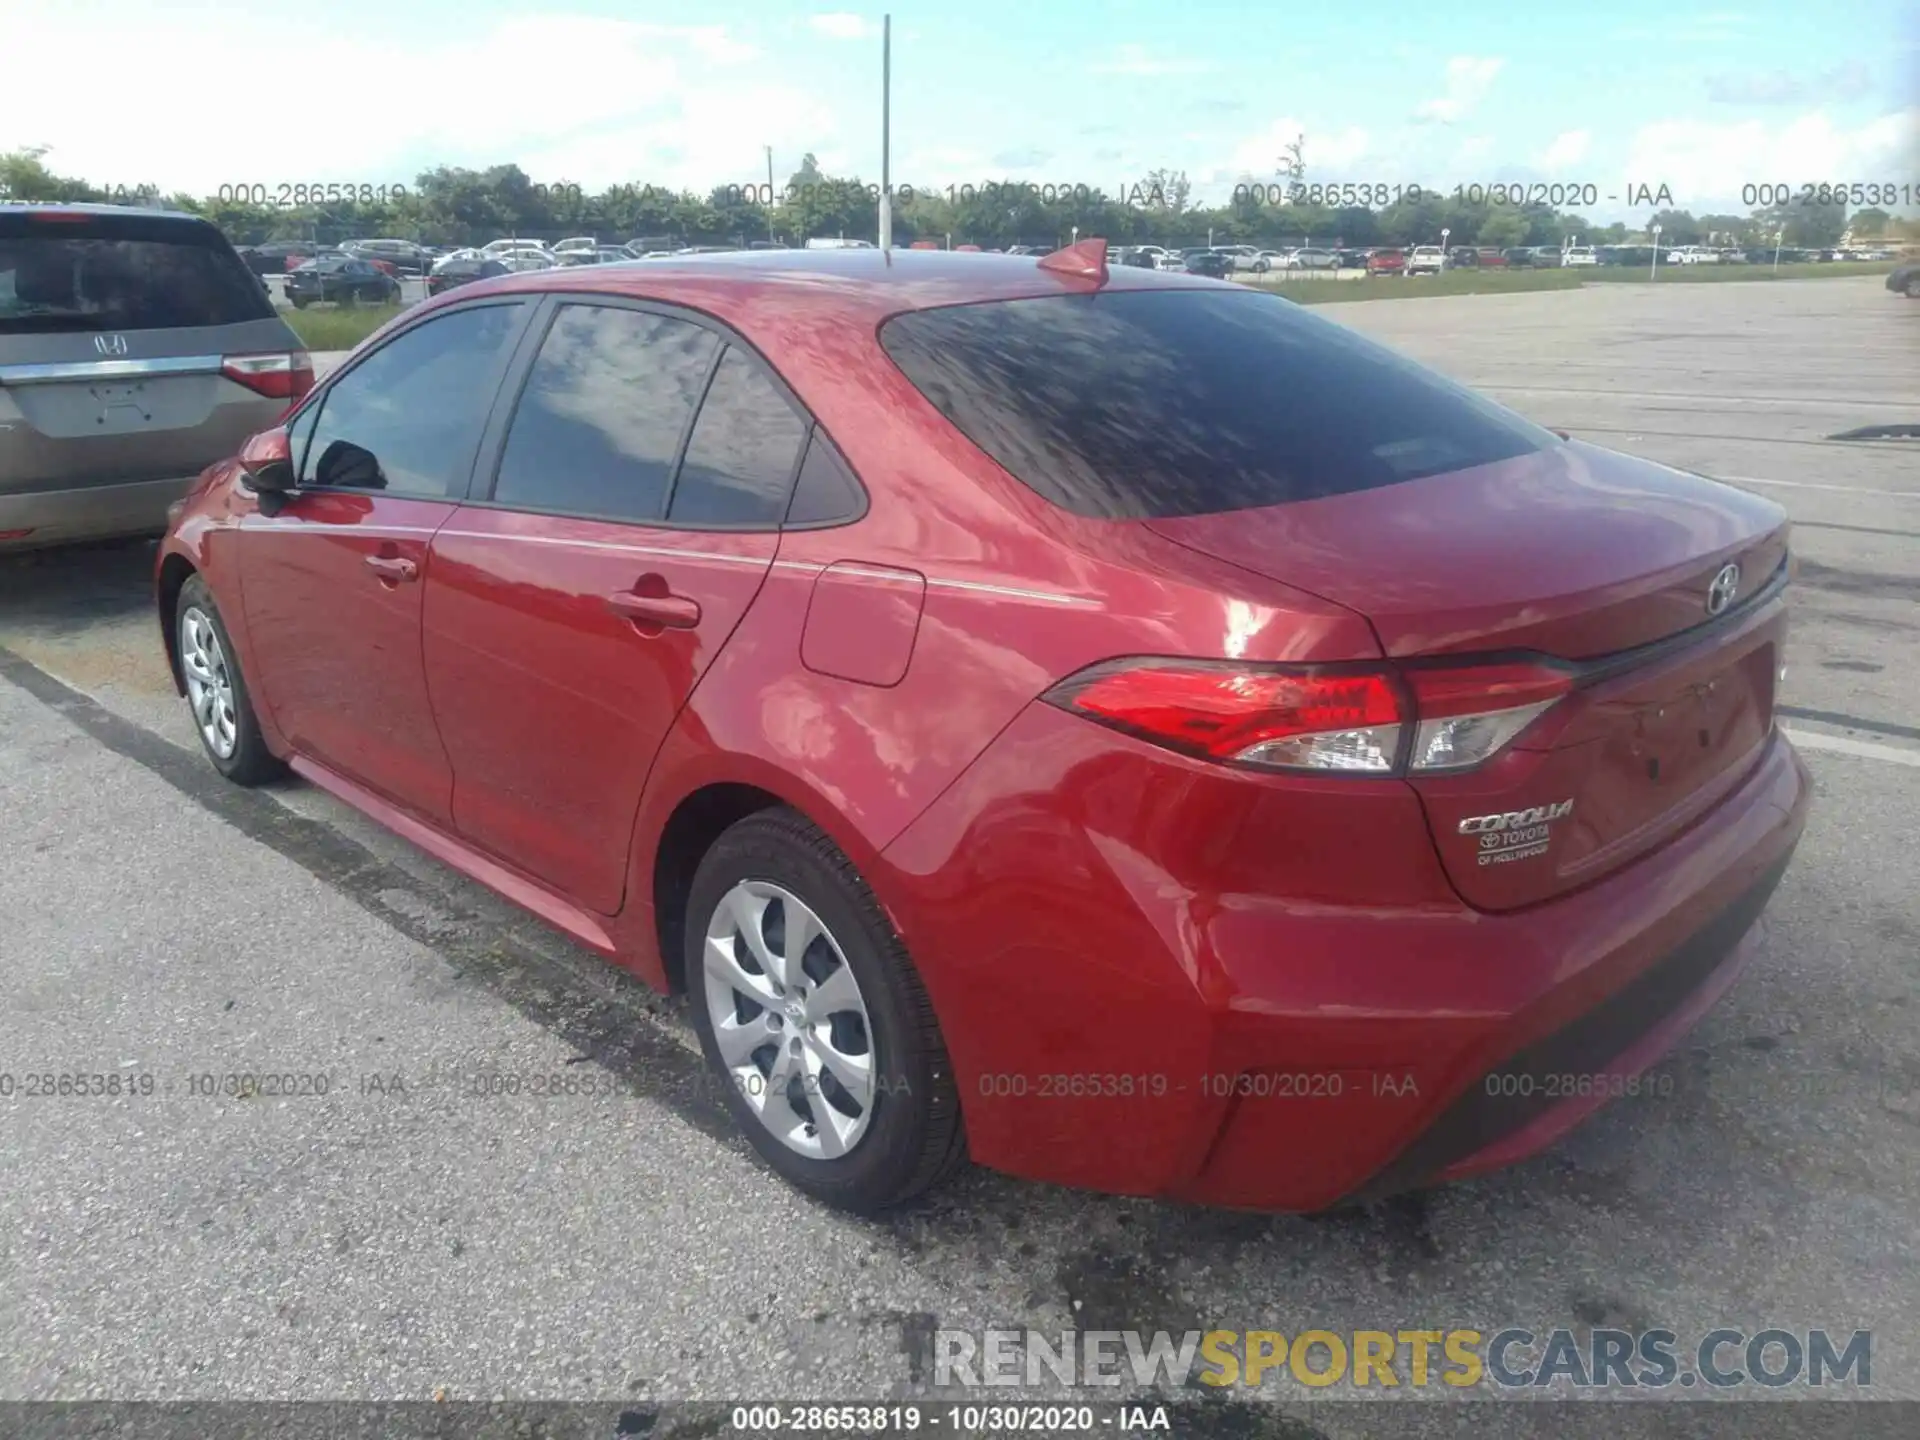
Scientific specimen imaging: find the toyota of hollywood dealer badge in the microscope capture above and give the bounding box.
[1459,799,1575,866]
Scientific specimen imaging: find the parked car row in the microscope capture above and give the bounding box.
[1099,240,1905,278]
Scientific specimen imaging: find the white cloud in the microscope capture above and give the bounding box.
[1624,108,1919,208]
[1226,118,1373,179]
[1616,10,1753,42]
[1706,62,1874,105]
[808,13,875,40]
[1542,129,1592,168]
[0,10,834,197]
[1451,135,1496,168]
[1412,56,1505,124]
[1090,44,1212,77]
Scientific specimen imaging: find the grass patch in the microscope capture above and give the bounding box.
[281,304,409,351]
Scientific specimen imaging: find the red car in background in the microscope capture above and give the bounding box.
[155,242,1808,1214]
[1366,247,1406,275]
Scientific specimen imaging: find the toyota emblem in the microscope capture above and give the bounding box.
[94,333,129,357]
[1705,563,1741,616]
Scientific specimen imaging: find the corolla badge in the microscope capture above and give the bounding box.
[1706,563,1740,616]
[1459,799,1574,867]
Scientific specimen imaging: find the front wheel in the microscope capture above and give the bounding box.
[176,575,283,785]
[1905,275,1920,298]
[685,808,966,1213]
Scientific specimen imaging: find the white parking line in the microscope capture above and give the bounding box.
[1720,475,1920,499]
[1783,727,1920,767]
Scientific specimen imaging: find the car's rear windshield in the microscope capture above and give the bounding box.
[878,288,1554,519]
[0,213,273,334]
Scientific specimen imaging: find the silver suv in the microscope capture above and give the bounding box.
[0,204,311,551]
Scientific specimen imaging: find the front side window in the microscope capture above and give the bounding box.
[490,304,721,522]
[301,303,524,497]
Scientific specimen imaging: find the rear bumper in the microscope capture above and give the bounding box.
[0,475,196,550]
[880,705,1810,1212]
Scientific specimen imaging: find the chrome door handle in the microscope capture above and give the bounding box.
[605,589,701,628]
[364,554,418,583]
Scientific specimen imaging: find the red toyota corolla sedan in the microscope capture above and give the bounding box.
[155,243,1809,1214]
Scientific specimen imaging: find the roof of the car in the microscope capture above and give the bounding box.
[0,202,207,223]
[420,246,1234,327]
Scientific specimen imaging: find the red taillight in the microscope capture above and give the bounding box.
[1045,660,1406,773]
[1403,661,1571,773]
[1045,658,1574,776]
[1404,662,1572,718]
[222,352,314,401]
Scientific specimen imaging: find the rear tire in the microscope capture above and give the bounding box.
[176,576,283,786]
[1905,276,1920,298]
[684,808,966,1213]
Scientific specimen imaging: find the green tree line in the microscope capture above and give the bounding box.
[1,146,1893,252]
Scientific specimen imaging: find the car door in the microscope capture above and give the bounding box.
[237,300,532,822]
[422,299,811,914]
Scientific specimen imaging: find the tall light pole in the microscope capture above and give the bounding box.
[765,145,776,244]
[1650,223,1662,279]
[877,14,893,251]
[1440,226,1450,269]
[1772,225,1785,275]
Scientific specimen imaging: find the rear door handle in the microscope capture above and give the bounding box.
[606,589,701,629]
[364,554,418,583]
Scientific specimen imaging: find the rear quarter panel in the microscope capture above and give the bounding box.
[620,326,1381,981]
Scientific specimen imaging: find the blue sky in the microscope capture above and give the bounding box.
[6,1,1915,220]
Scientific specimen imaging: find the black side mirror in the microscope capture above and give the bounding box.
[249,455,296,493]
[237,428,297,513]
[313,439,386,491]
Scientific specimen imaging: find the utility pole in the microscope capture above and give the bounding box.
[766,146,776,244]
[878,14,892,251]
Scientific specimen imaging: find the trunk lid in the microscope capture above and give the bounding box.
[1149,442,1791,909]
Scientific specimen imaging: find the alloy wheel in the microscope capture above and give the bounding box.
[179,606,238,758]
[702,879,877,1160]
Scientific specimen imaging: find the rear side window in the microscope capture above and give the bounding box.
[0,214,273,334]
[879,289,1552,519]
[491,304,720,522]
[785,430,866,526]
[667,347,808,526]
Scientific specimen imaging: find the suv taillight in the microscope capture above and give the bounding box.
[223,352,314,402]
[1043,658,1573,776]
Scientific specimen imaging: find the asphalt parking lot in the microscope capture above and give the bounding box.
[1,277,1915,1430]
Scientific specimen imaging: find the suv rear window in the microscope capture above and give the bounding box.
[879,289,1553,519]
[0,212,273,334]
